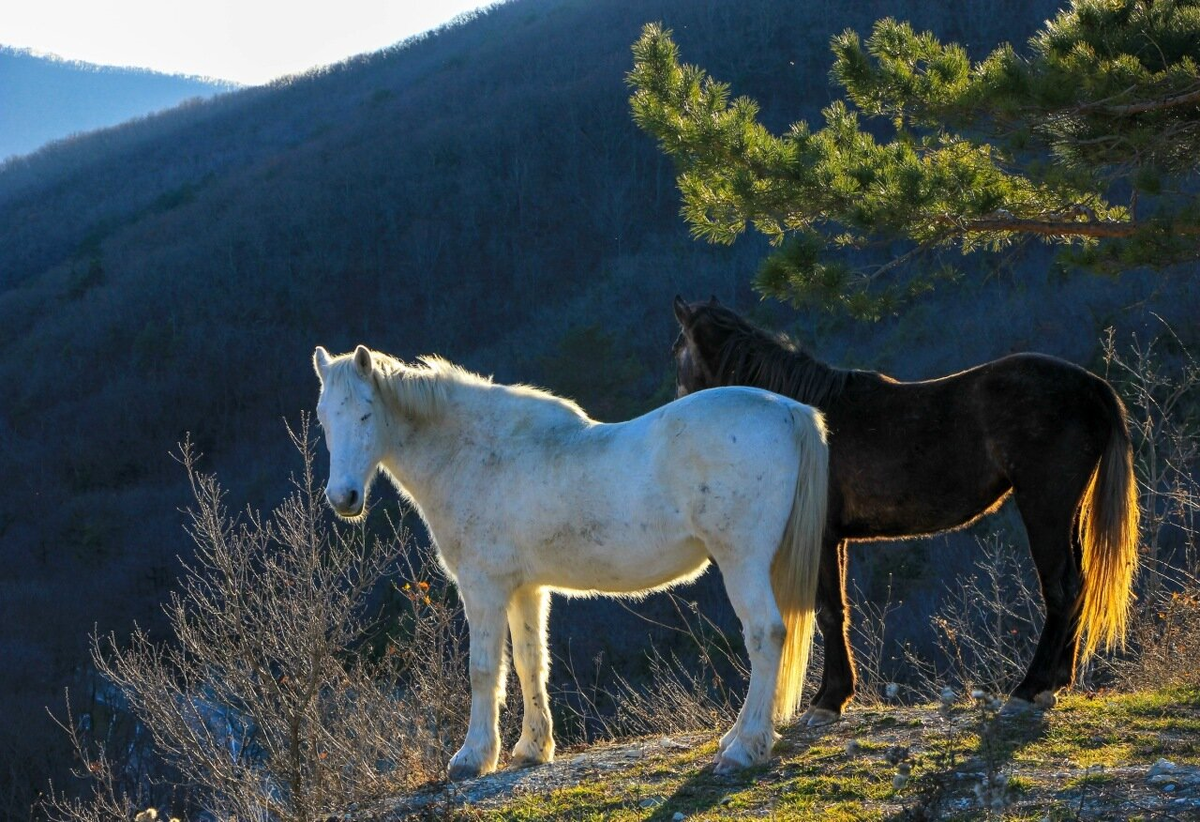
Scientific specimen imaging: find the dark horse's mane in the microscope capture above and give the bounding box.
[702,307,852,407]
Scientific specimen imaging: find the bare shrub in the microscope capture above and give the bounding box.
[1113,569,1200,690]
[846,575,900,705]
[1102,323,1200,584]
[43,417,473,821]
[901,534,1044,700]
[1100,323,1200,690]
[40,699,147,822]
[553,593,747,740]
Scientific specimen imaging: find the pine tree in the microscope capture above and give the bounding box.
[629,0,1200,318]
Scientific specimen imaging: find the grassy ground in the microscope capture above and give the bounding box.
[394,685,1200,821]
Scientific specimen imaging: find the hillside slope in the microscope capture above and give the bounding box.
[381,688,1200,820]
[1,0,1197,813]
[0,46,236,160]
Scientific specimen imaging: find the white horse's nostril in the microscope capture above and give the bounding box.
[325,486,363,515]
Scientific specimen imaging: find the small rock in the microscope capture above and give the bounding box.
[659,736,690,750]
[672,813,686,821]
[845,739,862,757]
[719,795,734,806]
[1149,758,1178,778]
[639,796,665,809]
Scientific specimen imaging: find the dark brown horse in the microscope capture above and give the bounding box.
[672,297,1139,724]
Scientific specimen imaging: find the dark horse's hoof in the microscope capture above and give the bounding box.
[801,707,841,727]
[1000,697,1034,716]
[1000,693,1056,717]
[1033,691,1058,709]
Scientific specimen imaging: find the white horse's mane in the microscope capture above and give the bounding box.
[323,349,588,422]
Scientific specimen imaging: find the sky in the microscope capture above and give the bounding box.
[3,0,498,85]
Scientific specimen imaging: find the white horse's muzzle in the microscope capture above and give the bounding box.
[325,485,364,518]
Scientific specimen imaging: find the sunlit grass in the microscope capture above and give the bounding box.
[464,685,1200,820]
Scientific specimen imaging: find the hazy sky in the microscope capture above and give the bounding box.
[4,0,497,85]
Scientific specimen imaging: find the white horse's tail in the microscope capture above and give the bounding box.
[771,404,829,722]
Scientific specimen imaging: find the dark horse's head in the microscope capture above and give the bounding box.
[673,296,845,406]
[672,295,757,396]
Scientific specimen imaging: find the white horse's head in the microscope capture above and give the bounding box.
[313,344,383,519]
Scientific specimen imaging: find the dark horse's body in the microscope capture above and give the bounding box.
[672,297,1139,723]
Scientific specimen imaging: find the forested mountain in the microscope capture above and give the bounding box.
[0,47,237,161]
[2,0,1195,813]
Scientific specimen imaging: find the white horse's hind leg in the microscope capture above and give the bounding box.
[448,580,510,781]
[715,562,785,773]
[508,586,554,767]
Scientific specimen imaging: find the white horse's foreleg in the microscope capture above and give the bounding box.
[448,581,510,781]
[716,562,785,773]
[507,585,554,767]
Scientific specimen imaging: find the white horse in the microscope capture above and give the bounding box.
[312,345,828,778]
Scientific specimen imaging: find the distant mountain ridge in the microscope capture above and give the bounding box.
[0,45,238,160]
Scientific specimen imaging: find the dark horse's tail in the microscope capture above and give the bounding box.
[1077,384,1139,661]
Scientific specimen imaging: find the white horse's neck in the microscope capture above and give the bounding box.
[374,362,589,506]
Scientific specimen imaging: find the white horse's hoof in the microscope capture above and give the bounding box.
[447,747,495,781]
[803,707,841,727]
[447,760,483,781]
[510,736,554,769]
[712,733,772,773]
[713,747,752,774]
[510,753,551,770]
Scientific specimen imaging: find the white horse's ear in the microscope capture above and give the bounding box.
[353,345,372,376]
[313,346,332,381]
[673,295,693,326]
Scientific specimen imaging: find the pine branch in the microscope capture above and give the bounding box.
[1081,84,1200,118]
[629,3,1200,317]
[949,213,1141,239]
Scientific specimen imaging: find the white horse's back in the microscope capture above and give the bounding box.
[481,387,816,596]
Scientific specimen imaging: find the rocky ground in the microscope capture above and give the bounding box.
[371,685,1200,820]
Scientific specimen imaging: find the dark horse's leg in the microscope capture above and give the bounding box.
[805,535,854,725]
[1010,482,1086,706]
